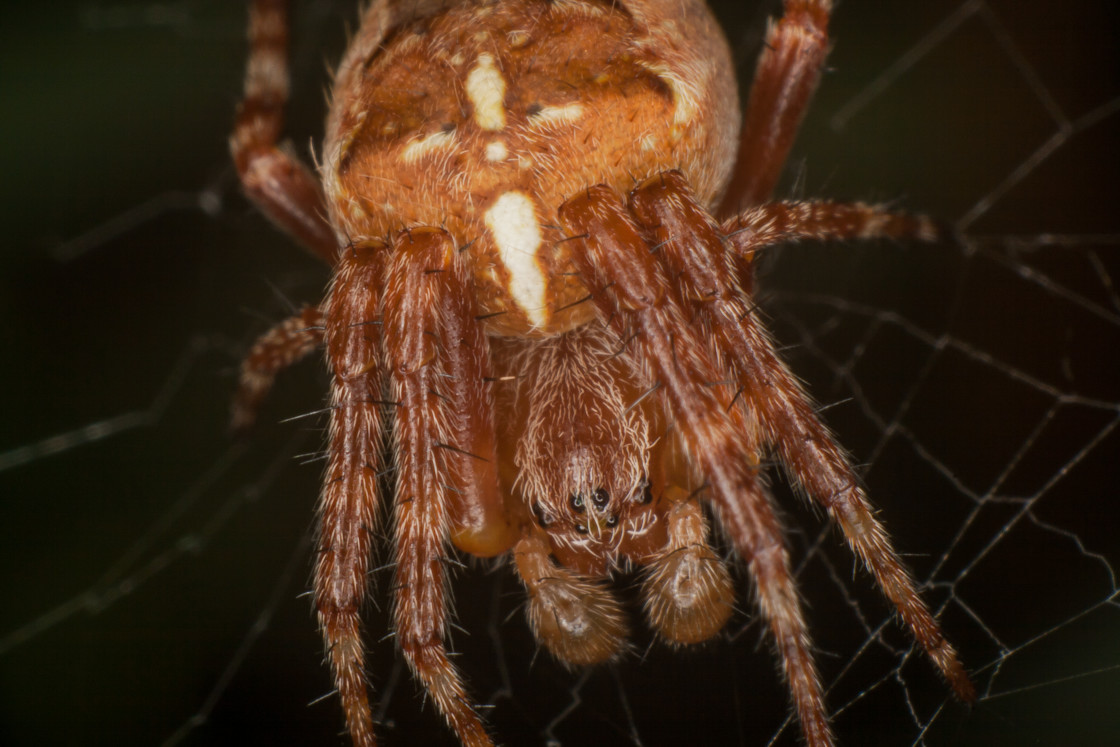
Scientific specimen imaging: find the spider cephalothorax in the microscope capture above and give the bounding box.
[230,1,975,745]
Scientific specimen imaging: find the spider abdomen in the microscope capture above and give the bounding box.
[322,0,739,336]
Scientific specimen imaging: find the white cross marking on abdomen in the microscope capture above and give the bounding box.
[484,191,548,328]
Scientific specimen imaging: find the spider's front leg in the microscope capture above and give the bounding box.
[559,186,833,746]
[381,228,500,747]
[318,229,505,747]
[318,239,389,747]
[632,171,975,703]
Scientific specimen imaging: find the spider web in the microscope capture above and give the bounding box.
[2,1,1118,745]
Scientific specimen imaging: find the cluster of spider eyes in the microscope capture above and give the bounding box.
[568,489,617,534]
[530,484,659,534]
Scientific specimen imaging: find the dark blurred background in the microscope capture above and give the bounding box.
[2,1,1119,745]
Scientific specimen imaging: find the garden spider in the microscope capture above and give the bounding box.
[230,0,975,744]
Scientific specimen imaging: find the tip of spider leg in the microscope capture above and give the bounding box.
[944,654,978,705]
[957,676,978,705]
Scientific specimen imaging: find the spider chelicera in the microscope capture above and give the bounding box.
[229,1,975,745]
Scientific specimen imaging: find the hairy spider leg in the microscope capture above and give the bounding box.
[319,240,388,747]
[632,171,977,703]
[383,229,495,747]
[719,0,833,215]
[233,0,337,262]
[435,242,515,559]
[559,186,833,747]
[231,305,324,432]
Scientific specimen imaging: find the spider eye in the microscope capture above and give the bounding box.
[605,515,619,528]
[568,493,585,512]
[574,523,589,535]
[591,488,610,510]
[531,501,553,528]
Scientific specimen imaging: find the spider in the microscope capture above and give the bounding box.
[229,0,975,744]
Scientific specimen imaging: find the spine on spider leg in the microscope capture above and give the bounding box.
[382,229,493,747]
[632,172,977,704]
[560,187,834,747]
[318,241,389,747]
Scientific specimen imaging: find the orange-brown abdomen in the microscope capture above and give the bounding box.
[322,0,739,336]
